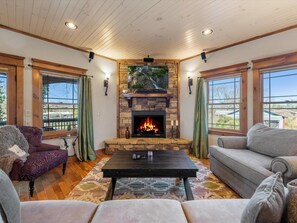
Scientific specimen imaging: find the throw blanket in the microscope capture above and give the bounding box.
[0,125,29,175]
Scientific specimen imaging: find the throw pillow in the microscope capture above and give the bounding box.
[8,144,29,160]
[0,169,21,223]
[241,172,285,223]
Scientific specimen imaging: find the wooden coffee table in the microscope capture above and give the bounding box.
[102,150,198,201]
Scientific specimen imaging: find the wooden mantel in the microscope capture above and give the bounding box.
[122,92,173,108]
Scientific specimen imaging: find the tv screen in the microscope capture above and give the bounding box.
[128,66,168,93]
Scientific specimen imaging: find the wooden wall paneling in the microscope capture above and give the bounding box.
[32,68,42,127]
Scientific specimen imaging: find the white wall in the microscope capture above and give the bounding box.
[0,28,117,150]
[180,28,297,145]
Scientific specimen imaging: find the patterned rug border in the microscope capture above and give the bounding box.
[66,156,239,204]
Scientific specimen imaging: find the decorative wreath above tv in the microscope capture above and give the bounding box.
[127,65,168,93]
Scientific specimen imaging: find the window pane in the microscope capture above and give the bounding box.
[262,68,297,130]
[0,73,7,126]
[207,75,241,131]
[42,75,78,131]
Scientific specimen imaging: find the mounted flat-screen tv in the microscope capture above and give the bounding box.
[128,66,168,93]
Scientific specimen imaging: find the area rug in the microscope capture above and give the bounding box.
[66,156,239,204]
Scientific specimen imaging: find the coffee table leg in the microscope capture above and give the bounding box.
[105,178,117,201]
[183,178,194,200]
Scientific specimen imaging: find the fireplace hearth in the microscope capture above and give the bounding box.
[132,111,166,138]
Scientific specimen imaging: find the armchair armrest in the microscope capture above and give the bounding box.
[9,159,24,181]
[271,156,297,182]
[34,143,60,152]
[217,136,247,149]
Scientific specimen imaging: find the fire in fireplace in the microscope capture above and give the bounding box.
[132,111,166,138]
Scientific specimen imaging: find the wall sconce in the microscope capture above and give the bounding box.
[104,73,110,96]
[187,73,193,94]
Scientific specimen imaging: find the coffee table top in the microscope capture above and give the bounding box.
[102,150,198,178]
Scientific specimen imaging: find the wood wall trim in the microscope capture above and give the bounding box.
[32,58,87,76]
[200,62,249,78]
[0,25,117,62]
[177,62,180,132]
[181,23,297,62]
[0,53,25,67]
[252,51,297,70]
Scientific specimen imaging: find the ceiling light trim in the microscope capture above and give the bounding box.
[65,22,78,30]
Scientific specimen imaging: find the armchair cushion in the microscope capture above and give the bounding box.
[0,169,21,223]
[217,136,247,149]
[20,150,68,181]
[247,123,297,157]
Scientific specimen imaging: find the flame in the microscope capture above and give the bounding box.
[139,117,159,133]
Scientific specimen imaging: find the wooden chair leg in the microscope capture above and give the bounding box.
[62,163,67,175]
[29,181,34,197]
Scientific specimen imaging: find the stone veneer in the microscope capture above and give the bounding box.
[105,138,192,155]
[118,62,178,138]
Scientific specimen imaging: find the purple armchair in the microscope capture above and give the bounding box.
[10,126,68,197]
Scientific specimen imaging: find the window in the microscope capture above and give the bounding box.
[0,53,24,126]
[253,51,297,130]
[207,75,241,130]
[0,71,7,126]
[31,59,87,139]
[201,63,248,135]
[42,74,78,131]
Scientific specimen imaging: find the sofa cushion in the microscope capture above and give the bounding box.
[0,169,21,223]
[182,199,250,223]
[210,146,273,185]
[91,199,188,223]
[241,172,285,223]
[247,123,297,157]
[21,200,98,223]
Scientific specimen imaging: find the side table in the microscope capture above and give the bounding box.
[60,135,78,156]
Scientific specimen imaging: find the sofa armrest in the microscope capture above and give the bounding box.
[271,156,297,180]
[217,136,247,149]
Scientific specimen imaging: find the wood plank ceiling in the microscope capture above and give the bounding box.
[1,0,297,59]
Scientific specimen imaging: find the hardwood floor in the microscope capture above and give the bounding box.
[13,152,209,202]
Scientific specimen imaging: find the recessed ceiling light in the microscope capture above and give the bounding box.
[202,29,213,36]
[65,22,78,30]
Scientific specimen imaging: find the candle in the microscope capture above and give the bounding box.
[171,120,174,126]
[176,120,178,126]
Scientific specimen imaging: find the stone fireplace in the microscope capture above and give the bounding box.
[132,110,166,138]
[118,61,178,138]
[104,61,192,154]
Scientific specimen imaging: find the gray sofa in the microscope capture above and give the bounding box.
[0,164,289,223]
[210,123,297,198]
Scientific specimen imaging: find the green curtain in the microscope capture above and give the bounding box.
[77,76,96,161]
[192,77,209,158]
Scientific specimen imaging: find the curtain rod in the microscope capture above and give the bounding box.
[27,64,93,78]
